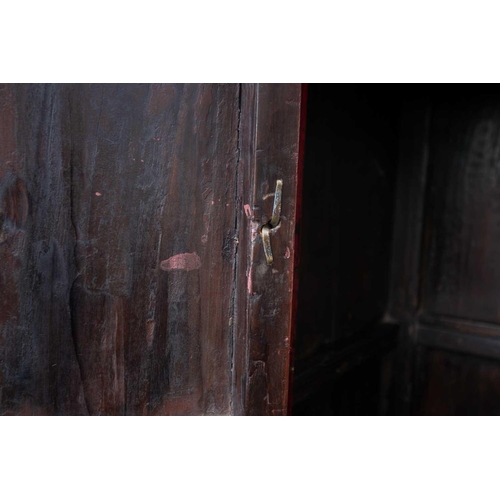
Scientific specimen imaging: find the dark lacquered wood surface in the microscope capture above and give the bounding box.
[414,345,500,416]
[294,85,500,416]
[423,89,500,322]
[233,84,303,415]
[0,83,303,415]
[390,86,500,415]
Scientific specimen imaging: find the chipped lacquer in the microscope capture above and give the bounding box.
[0,83,304,415]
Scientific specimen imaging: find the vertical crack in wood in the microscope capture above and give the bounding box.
[67,88,90,416]
[229,84,243,415]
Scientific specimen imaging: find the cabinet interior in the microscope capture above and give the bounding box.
[293,85,500,416]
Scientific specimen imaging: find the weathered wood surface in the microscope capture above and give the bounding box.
[0,83,303,415]
[233,84,303,415]
[0,84,84,415]
[0,84,239,415]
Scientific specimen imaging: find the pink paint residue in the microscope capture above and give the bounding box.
[95,192,102,197]
[244,204,252,218]
[284,247,291,259]
[160,252,201,271]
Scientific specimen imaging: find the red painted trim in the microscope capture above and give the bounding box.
[287,83,308,415]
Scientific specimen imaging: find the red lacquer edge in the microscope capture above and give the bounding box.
[286,83,308,415]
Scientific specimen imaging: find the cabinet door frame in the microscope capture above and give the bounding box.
[232,83,305,415]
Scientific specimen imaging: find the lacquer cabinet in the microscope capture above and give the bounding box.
[0,84,304,415]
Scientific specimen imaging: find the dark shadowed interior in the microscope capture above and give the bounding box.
[293,85,500,415]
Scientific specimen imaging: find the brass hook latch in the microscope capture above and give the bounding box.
[261,179,283,265]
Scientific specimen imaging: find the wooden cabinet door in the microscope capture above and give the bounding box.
[389,87,500,415]
[0,83,304,416]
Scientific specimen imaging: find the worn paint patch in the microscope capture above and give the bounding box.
[247,270,253,294]
[160,252,201,271]
[243,204,252,218]
[284,247,291,259]
[146,320,155,346]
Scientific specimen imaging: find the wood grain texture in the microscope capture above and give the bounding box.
[0,84,246,415]
[0,84,86,415]
[0,83,303,415]
[233,84,303,415]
